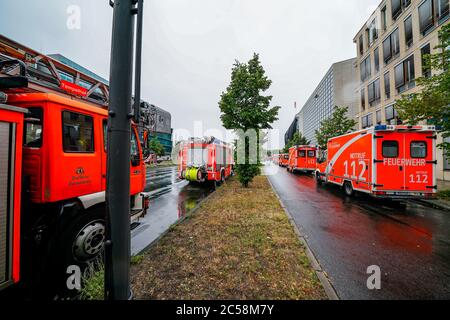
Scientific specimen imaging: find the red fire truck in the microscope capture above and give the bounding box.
[0,103,26,292]
[0,35,149,293]
[279,153,289,167]
[315,125,438,198]
[178,137,234,185]
[287,145,317,173]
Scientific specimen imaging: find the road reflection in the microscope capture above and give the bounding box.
[131,166,213,255]
[266,163,450,299]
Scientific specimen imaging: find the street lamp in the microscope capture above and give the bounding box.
[105,0,144,300]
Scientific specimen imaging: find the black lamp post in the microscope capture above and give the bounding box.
[105,0,144,300]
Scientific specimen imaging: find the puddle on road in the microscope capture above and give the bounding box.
[131,166,214,255]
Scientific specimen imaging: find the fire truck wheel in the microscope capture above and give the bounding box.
[220,170,225,183]
[56,210,106,267]
[344,181,354,197]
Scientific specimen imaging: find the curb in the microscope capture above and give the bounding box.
[266,176,340,300]
[410,199,450,212]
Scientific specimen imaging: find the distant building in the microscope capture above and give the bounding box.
[284,116,298,145]
[293,58,358,145]
[353,0,449,180]
[142,103,173,155]
[50,54,173,156]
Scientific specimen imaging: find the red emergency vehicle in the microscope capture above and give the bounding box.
[315,125,438,198]
[178,137,234,185]
[279,153,289,167]
[287,145,317,173]
[0,103,26,291]
[0,35,149,293]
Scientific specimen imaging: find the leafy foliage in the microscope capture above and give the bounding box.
[219,53,280,187]
[315,106,357,149]
[283,132,310,153]
[149,137,165,157]
[396,24,450,156]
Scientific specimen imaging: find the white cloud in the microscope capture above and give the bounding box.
[0,0,380,146]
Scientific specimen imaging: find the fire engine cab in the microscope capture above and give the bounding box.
[288,145,317,173]
[178,137,234,185]
[315,125,438,199]
[0,35,149,294]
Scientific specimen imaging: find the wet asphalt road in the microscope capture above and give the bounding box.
[131,166,213,255]
[266,164,450,300]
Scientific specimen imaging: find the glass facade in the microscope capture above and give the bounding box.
[299,68,335,145]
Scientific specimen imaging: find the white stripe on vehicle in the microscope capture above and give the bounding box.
[326,133,367,175]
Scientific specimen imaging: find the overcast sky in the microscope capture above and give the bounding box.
[0,0,379,148]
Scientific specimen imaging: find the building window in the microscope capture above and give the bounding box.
[368,19,378,46]
[384,72,391,99]
[395,55,415,93]
[368,79,381,106]
[361,88,366,110]
[62,111,94,153]
[437,0,449,21]
[419,0,435,35]
[392,0,411,20]
[392,0,402,19]
[374,47,380,72]
[385,105,399,124]
[359,34,364,55]
[361,113,373,129]
[381,6,388,31]
[360,55,371,82]
[444,137,450,170]
[421,43,432,78]
[376,109,382,124]
[383,28,400,64]
[404,15,413,47]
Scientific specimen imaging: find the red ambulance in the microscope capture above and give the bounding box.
[287,145,317,173]
[315,125,438,199]
[279,153,289,167]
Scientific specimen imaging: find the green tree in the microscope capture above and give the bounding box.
[283,132,310,153]
[315,106,357,150]
[149,137,165,157]
[396,24,450,157]
[219,53,280,187]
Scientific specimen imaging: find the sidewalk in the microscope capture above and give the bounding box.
[416,179,450,211]
[438,179,450,190]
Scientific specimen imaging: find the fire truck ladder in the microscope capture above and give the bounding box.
[0,34,109,107]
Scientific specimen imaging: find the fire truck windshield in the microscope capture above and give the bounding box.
[188,147,208,166]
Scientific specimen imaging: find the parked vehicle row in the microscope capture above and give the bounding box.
[284,126,438,200]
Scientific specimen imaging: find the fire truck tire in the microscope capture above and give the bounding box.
[54,209,105,269]
[344,181,354,197]
[220,170,225,183]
